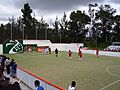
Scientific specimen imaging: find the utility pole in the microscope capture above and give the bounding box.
[23,24,25,40]
[45,29,47,40]
[60,29,61,43]
[11,20,12,40]
[88,3,98,48]
[10,16,14,40]
[34,12,38,40]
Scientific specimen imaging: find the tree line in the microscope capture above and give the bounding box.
[0,3,120,49]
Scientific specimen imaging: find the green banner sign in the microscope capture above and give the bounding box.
[3,40,23,54]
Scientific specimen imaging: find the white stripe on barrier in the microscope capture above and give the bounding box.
[17,67,63,90]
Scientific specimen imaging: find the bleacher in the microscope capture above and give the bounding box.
[0,55,32,90]
[9,77,32,90]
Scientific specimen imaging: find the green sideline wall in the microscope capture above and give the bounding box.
[3,40,23,54]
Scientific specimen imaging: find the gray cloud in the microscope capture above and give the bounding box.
[14,0,104,13]
[1,0,120,24]
[0,16,9,21]
[109,0,120,3]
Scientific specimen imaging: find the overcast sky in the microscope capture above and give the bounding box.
[0,0,120,24]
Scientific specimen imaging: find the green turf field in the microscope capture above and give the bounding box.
[6,51,120,90]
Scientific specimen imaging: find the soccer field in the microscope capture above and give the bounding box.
[6,51,120,90]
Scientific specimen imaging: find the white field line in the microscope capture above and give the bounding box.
[16,54,26,58]
[24,52,38,57]
[25,52,52,57]
[16,53,38,58]
[99,79,120,90]
[99,66,120,90]
[106,67,120,78]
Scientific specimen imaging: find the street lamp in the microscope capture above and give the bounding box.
[45,29,47,40]
[11,20,12,40]
[45,26,49,40]
[23,24,25,40]
[9,17,13,40]
[95,27,98,49]
[36,23,39,40]
[60,29,61,43]
[36,26,37,40]
[88,3,99,48]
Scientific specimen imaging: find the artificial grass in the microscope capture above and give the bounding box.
[6,51,120,90]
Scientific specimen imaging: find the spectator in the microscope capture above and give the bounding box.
[5,57,11,75]
[1,56,6,74]
[0,72,4,81]
[0,80,6,90]
[34,80,44,90]
[1,55,6,67]
[10,59,14,66]
[0,55,2,65]
[68,81,76,90]
[5,84,13,90]
[11,62,17,78]
[4,77,11,86]
[0,65,3,75]
[12,82,22,90]
[10,59,14,75]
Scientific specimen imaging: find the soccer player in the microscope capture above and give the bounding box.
[78,49,82,61]
[68,50,72,59]
[55,48,58,57]
[96,49,99,58]
[48,47,51,54]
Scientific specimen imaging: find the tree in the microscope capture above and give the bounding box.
[113,15,120,41]
[37,17,49,39]
[52,16,60,42]
[95,4,116,44]
[9,16,23,40]
[69,10,90,42]
[21,3,33,39]
[59,12,70,43]
[0,24,5,43]
[31,15,39,39]
[17,17,24,39]
[88,3,98,44]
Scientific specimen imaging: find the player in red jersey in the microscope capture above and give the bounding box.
[78,49,82,61]
[96,49,99,58]
[68,50,72,58]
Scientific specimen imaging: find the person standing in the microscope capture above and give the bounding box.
[78,49,82,61]
[5,57,11,75]
[48,47,51,54]
[10,59,14,75]
[55,48,58,57]
[96,49,99,58]
[34,80,44,90]
[11,62,17,78]
[68,50,72,58]
[68,81,76,90]
[44,48,48,54]
[1,56,6,75]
